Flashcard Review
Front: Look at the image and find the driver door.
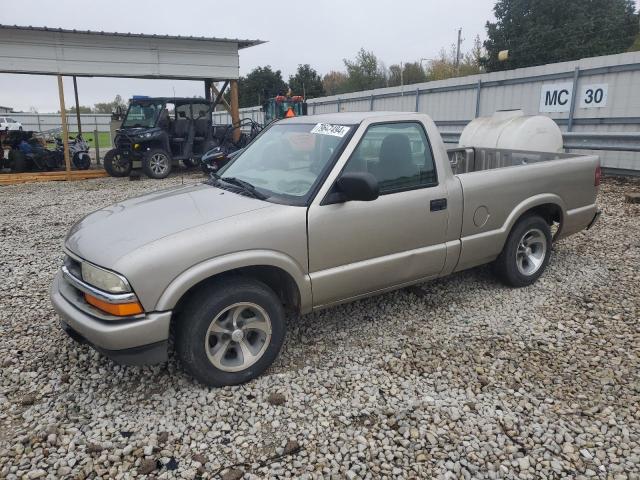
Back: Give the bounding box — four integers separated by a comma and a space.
307, 121, 449, 308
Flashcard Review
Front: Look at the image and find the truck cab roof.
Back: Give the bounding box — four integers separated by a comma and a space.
279, 111, 428, 125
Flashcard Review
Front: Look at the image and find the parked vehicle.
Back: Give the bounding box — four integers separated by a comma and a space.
0, 130, 91, 172
0, 116, 22, 131
2, 131, 58, 172
199, 119, 262, 174
200, 146, 244, 175
51, 112, 601, 387
263, 95, 307, 123
54, 134, 92, 170
103, 97, 216, 179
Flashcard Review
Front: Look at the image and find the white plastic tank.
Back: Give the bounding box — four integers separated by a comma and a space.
459, 109, 563, 152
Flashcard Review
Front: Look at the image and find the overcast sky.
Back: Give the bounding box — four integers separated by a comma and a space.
3, 0, 496, 112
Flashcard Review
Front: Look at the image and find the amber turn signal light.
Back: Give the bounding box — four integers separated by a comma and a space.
84, 293, 144, 316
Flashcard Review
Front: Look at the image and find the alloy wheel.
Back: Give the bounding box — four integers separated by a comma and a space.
204, 302, 272, 372
149, 153, 169, 175
515, 228, 547, 276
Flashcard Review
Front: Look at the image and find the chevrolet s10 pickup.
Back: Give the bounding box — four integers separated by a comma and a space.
51, 112, 601, 386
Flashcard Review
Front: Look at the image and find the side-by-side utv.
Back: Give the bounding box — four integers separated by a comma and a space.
104, 97, 216, 179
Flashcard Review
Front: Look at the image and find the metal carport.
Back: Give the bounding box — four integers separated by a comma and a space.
0, 24, 264, 179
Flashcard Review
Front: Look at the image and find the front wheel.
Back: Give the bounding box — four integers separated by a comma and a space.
72, 151, 91, 170
494, 215, 552, 287
103, 149, 131, 177
143, 148, 172, 179
176, 277, 286, 387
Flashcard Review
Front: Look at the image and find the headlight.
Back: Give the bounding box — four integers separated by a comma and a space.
81, 262, 131, 293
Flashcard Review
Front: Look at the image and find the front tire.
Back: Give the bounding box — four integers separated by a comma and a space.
103, 149, 131, 177
176, 277, 286, 387
143, 148, 172, 179
72, 151, 91, 170
494, 215, 552, 287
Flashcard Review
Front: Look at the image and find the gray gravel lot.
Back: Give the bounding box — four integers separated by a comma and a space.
0, 173, 638, 479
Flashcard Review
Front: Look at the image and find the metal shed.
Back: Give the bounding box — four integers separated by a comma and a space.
0, 24, 264, 180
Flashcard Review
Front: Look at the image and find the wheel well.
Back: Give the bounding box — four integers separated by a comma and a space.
517, 203, 563, 238
172, 265, 301, 318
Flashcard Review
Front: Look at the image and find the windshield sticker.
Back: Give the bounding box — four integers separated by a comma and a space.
310, 123, 351, 138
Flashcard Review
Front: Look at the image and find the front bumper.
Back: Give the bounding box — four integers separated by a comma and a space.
50, 272, 171, 365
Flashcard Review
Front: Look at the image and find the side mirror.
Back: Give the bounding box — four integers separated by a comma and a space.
326, 172, 379, 204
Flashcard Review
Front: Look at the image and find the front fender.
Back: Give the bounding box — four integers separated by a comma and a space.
154, 249, 313, 313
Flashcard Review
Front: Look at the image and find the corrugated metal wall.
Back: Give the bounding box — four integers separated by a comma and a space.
305, 51, 640, 171
212, 107, 264, 126
9, 113, 112, 133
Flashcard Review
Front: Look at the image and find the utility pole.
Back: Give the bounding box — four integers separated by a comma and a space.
455, 28, 462, 73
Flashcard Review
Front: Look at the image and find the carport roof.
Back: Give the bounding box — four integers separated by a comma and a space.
0, 24, 265, 49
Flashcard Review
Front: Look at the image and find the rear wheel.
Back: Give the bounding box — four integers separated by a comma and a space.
494, 215, 552, 287
143, 148, 172, 179
104, 149, 131, 177
176, 277, 286, 387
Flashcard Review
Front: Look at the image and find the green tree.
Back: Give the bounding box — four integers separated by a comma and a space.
288, 64, 324, 99
387, 61, 428, 87
67, 105, 93, 114
424, 36, 484, 81
93, 95, 127, 114
322, 71, 349, 96
343, 48, 386, 92
237, 66, 288, 108
483, 0, 638, 72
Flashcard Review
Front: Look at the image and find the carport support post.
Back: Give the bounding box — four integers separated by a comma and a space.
230, 80, 241, 143
204, 79, 212, 101
57, 75, 72, 179
73, 76, 82, 136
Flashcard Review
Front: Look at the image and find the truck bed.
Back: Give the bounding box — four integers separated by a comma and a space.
447, 146, 582, 175
446, 146, 600, 272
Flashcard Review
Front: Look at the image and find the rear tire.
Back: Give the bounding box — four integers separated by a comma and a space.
143, 148, 172, 179
104, 149, 131, 177
494, 215, 552, 287
176, 277, 286, 387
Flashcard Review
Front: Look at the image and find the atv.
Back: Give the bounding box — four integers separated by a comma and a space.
104, 97, 217, 179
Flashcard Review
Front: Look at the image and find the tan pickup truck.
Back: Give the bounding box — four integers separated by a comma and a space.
51, 112, 601, 386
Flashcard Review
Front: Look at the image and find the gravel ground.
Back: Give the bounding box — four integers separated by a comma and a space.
0, 173, 638, 480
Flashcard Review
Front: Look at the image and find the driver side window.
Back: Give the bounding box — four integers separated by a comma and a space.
343, 122, 437, 194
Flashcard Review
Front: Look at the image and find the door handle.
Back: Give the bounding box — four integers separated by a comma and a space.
430, 198, 447, 211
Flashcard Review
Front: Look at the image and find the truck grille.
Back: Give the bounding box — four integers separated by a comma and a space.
63, 255, 82, 279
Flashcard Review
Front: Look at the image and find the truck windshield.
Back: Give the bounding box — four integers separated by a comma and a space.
122, 102, 164, 128
218, 122, 354, 204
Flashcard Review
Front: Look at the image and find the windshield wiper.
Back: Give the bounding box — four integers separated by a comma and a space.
208, 173, 266, 200
221, 176, 267, 200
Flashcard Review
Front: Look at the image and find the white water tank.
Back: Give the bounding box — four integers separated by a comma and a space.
459, 110, 563, 152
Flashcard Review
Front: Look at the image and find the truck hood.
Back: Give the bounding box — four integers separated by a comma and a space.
65, 183, 271, 267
